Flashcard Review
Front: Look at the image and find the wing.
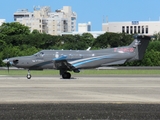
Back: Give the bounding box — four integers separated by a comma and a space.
53, 55, 80, 73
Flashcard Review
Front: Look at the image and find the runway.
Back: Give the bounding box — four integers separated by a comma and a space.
0, 75, 160, 103
0, 75, 160, 119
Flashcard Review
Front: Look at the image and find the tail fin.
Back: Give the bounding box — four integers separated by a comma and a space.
130, 35, 151, 60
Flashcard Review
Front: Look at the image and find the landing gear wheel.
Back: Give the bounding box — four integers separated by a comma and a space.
26, 74, 32, 79
62, 72, 71, 79
26, 70, 32, 79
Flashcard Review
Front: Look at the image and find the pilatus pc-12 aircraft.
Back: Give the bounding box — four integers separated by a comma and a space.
3, 35, 151, 79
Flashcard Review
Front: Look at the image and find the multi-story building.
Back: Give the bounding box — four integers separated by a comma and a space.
14, 6, 77, 35
102, 21, 160, 35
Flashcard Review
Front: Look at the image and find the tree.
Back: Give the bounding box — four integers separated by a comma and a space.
118, 33, 133, 46
0, 22, 30, 36
147, 41, 160, 52
153, 32, 160, 41
93, 32, 109, 49
32, 29, 40, 34
0, 40, 6, 51
81, 33, 95, 47
93, 32, 133, 49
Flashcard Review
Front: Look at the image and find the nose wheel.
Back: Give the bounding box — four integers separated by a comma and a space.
26, 70, 32, 79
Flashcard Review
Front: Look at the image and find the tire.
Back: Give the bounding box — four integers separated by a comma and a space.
26, 74, 32, 79
62, 72, 71, 79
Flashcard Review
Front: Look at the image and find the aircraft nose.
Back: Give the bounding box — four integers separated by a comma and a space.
3, 58, 19, 65
2, 59, 9, 64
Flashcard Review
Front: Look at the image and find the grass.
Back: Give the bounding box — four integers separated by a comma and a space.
0, 69, 160, 76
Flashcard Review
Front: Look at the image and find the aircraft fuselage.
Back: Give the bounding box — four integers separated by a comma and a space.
8, 47, 135, 70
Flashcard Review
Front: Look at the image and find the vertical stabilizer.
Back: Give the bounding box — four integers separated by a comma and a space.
130, 35, 151, 60
137, 35, 151, 60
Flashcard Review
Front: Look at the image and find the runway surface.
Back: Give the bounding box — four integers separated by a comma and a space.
0, 75, 159, 103
0, 75, 160, 119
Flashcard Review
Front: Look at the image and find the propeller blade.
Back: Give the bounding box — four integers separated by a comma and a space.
2, 59, 10, 73
7, 62, 10, 73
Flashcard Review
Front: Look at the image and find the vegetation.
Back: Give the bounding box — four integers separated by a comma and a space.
0, 69, 160, 76
0, 22, 160, 66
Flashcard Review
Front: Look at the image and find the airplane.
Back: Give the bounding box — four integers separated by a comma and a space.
3, 35, 151, 79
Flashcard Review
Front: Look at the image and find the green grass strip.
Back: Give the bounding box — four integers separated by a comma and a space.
0, 69, 160, 76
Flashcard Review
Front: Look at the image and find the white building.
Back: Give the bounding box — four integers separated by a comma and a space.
14, 6, 77, 35
78, 22, 91, 32
61, 31, 105, 38
0, 19, 5, 26
61, 22, 105, 38
102, 21, 160, 35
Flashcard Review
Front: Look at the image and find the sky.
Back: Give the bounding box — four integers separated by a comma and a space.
1, 0, 160, 31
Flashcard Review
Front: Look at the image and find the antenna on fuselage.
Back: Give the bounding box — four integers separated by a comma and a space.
86, 47, 91, 51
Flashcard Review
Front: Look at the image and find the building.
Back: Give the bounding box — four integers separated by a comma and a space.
14, 6, 77, 35
78, 22, 91, 32
102, 21, 160, 35
61, 22, 105, 38
61, 31, 105, 38
0, 19, 5, 26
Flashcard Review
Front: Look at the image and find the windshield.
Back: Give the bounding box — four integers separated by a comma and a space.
34, 52, 45, 57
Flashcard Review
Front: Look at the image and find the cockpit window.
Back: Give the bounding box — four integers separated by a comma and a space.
34, 53, 39, 57
40, 52, 44, 57
34, 52, 45, 57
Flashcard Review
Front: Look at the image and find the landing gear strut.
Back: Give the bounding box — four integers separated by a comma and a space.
62, 72, 71, 79
26, 70, 32, 79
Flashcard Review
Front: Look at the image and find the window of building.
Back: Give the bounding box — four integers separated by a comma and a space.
122, 26, 125, 33
134, 26, 137, 34
71, 17, 76, 21
142, 26, 144, 34
126, 26, 129, 34
130, 26, 133, 34
146, 25, 148, 34
138, 26, 140, 33
107, 27, 109, 32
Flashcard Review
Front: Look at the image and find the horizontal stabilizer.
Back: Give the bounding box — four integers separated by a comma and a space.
102, 59, 127, 66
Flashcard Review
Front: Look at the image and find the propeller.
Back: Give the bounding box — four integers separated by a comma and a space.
2, 58, 10, 73
6, 61, 10, 73
3, 57, 19, 74
3, 54, 11, 73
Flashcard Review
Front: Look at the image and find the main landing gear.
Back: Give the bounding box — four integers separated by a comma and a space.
60, 69, 79, 79
26, 70, 32, 79
62, 72, 71, 79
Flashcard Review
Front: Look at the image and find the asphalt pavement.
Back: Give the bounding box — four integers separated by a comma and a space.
0, 76, 159, 119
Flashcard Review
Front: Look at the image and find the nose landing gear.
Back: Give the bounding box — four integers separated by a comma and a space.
26, 70, 32, 79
